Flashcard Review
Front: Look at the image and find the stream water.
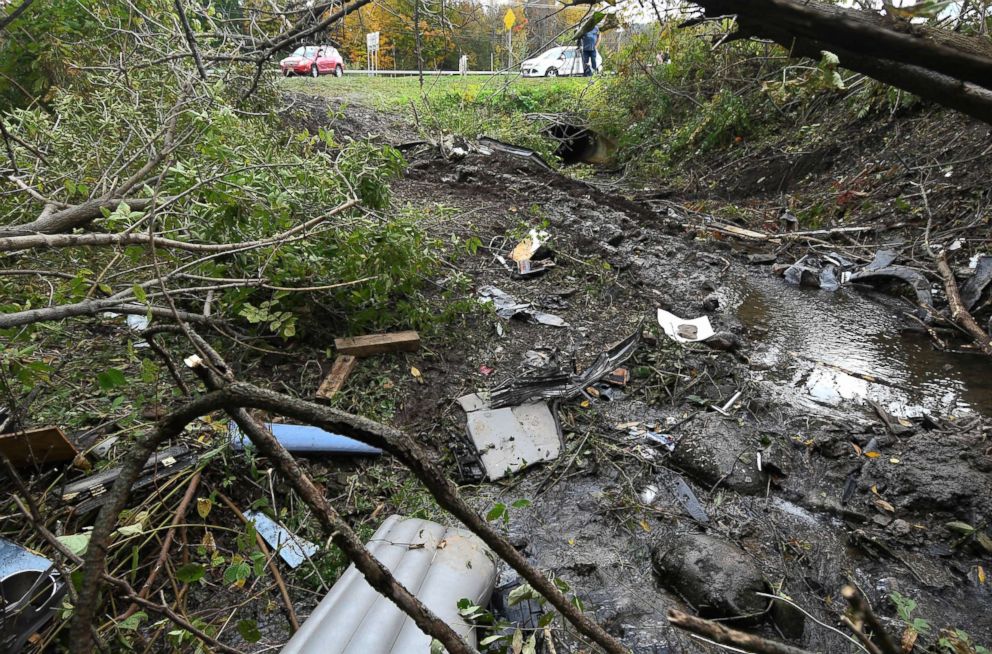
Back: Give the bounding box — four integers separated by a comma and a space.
730, 275, 992, 418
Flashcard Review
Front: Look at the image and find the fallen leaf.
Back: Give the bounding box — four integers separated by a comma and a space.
202, 531, 216, 554
196, 497, 212, 519
946, 520, 975, 535
382, 379, 394, 389
410, 367, 423, 383
117, 523, 144, 537
852, 443, 863, 456
639, 519, 651, 532
871, 484, 879, 495
978, 565, 986, 585
864, 451, 881, 459
875, 499, 895, 513
900, 626, 918, 653
57, 533, 91, 556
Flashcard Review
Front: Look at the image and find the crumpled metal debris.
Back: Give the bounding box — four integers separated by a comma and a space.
847, 265, 933, 319
1, 538, 65, 653
782, 253, 851, 291
477, 136, 553, 171
961, 254, 992, 310
489, 326, 642, 408
478, 285, 567, 327
640, 470, 709, 524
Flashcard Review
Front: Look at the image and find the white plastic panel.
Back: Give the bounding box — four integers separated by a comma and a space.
282, 515, 496, 654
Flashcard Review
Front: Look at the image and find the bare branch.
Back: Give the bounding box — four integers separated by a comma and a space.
0, 299, 211, 329
0, 0, 36, 32
173, 0, 208, 79
667, 609, 813, 654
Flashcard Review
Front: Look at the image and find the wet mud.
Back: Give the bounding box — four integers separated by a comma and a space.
391, 142, 992, 652
262, 96, 992, 654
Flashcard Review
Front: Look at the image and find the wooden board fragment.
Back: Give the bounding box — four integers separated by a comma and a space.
334, 331, 421, 358
316, 355, 358, 400
0, 426, 78, 466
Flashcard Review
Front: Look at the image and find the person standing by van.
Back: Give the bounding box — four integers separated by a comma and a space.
580, 24, 600, 76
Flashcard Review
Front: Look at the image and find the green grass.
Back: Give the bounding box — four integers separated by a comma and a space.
284, 73, 604, 161
283, 73, 597, 110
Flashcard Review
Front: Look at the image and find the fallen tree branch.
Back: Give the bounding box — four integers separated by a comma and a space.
841, 586, 901, 654
0, 197, 167, 237
116, 470, 201, 622
690, 0, 992, 124
667, 609, 812, 654
72, 391, 236, 654
935, 250, 992, 355
0, 0, 36, 32
73, 375, 630, 654
694, 0, 992, 86
0, 197, 359, 252
0, 299, 212, 329
12, 483, 244, 654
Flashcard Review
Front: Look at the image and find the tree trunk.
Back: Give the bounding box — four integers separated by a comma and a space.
693, 0, 992, 124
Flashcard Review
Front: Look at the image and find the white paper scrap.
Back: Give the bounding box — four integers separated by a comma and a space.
657, 308, 715, 343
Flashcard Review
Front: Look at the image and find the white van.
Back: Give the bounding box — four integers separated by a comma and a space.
520, 46, 601, 77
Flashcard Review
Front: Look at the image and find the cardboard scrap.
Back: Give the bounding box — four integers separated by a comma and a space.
0, 426, 78, 466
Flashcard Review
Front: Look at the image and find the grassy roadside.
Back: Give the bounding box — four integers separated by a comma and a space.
283, 73, 605, 159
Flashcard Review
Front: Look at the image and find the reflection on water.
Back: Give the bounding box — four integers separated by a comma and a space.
733, 276, 992, 417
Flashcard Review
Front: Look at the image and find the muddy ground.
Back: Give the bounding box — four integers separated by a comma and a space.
221, 95, 992, 653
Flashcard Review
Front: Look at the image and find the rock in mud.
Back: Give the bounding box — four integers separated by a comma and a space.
651, 533, 767, 620
671, 414, 766, 494
701, 292, 720, 312
703, 331, 740, 351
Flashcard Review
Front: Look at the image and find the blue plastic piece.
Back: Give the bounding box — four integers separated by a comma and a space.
245, 510, 318, 568
229, 422, 382, 455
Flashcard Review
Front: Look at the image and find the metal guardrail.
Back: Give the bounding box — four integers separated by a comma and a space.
342, 69, 514, 76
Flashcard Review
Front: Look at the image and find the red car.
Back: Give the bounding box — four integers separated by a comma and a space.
280, 46, 344, 78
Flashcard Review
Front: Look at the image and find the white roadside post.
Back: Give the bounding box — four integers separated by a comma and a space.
366, 31, 380, 76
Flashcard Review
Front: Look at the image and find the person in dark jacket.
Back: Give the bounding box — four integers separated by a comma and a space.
580, 24, 600, 76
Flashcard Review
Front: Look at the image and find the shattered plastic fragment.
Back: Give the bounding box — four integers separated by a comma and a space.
459, 394, 562, 481
245, 510, 318, 568
230, 422, 382, 455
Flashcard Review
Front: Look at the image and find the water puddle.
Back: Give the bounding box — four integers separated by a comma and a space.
731, 276, 992, 417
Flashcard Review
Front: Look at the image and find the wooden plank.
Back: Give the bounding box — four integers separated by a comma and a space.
316, 355, 358, 400
0, 426, 78, 466
334, 330, 421, 357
